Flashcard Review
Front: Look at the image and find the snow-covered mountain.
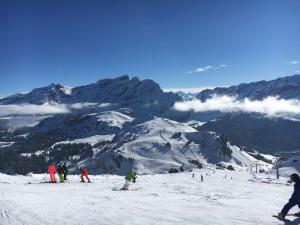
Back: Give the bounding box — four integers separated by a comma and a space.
0, 75, 180, 123
2, 74, 300, 175
196, 74, 300, 101
1, 110, 272, 175
90, 117, 251, 174
0, 75, 179, 109
0, 83, 72, 105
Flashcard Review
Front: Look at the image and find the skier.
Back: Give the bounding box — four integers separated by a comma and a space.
48, 162, 56, 183
57, 163, 64, 183
62, 163, 68, 180
277, 173, 300, 219
201, 174, 204, 182
122, 170, 137, 190
80, 167, 91, 183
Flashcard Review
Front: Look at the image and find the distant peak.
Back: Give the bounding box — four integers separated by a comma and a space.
60, 86, 72, 95
48, 83, 63, 88
96, 75, 130, 84
116, 74, 130, 80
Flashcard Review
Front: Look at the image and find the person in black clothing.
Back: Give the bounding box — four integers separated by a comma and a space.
62, 163, 68, 181
57, 164, 64, 183
278, 173, 300, 219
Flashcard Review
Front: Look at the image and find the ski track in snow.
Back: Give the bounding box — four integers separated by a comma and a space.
0, 169, 297, 225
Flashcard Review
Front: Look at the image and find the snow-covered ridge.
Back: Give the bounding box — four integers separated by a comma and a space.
51, 134, 115, 148
140, 117, 196, 133
97, 111, 134, 128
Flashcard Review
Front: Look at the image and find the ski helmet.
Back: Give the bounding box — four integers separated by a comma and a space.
290, 173, 300, 182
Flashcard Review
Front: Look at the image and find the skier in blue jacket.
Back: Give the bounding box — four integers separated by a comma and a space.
278, 173, 300, 219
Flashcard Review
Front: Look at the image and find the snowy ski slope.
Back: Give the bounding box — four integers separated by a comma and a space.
0, 169, 296, 225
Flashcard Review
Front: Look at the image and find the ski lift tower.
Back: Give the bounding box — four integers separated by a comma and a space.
274, 150, 300, 179
249, 160, 259, 173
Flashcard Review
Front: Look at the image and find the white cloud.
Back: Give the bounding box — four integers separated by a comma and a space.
163, 87, 216, 94
286, 60, 300, 65
70, 103, 99, 109
70, 102, 111, 109
193, 66, 211, 73
0, 102, 112, 117
173, 95, 300, 117
195, 66, 210, 73
188, 64, 228, 73
0, 104, 70, 117
195, 68, 206, 72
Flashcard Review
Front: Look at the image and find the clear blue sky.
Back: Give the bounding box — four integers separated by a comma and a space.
0, 0, 300, 95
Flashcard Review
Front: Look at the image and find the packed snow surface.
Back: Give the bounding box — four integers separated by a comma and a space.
0, 169, 297, 225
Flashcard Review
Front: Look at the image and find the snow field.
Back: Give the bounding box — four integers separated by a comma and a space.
0, 169, 297, 225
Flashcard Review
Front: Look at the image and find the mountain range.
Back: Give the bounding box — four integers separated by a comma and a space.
196, 74, 300, 101
0, 74, 300, 175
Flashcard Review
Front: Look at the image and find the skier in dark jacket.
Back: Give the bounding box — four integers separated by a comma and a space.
62, 163, 68, 181
57, 164, 64, 183
278, 173, 300, 219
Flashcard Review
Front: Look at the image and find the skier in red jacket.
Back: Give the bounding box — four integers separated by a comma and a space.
80, 167, 91, 183
48, 162, 57, 183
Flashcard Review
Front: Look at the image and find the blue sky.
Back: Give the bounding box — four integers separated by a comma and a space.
0, 0, 300, 96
